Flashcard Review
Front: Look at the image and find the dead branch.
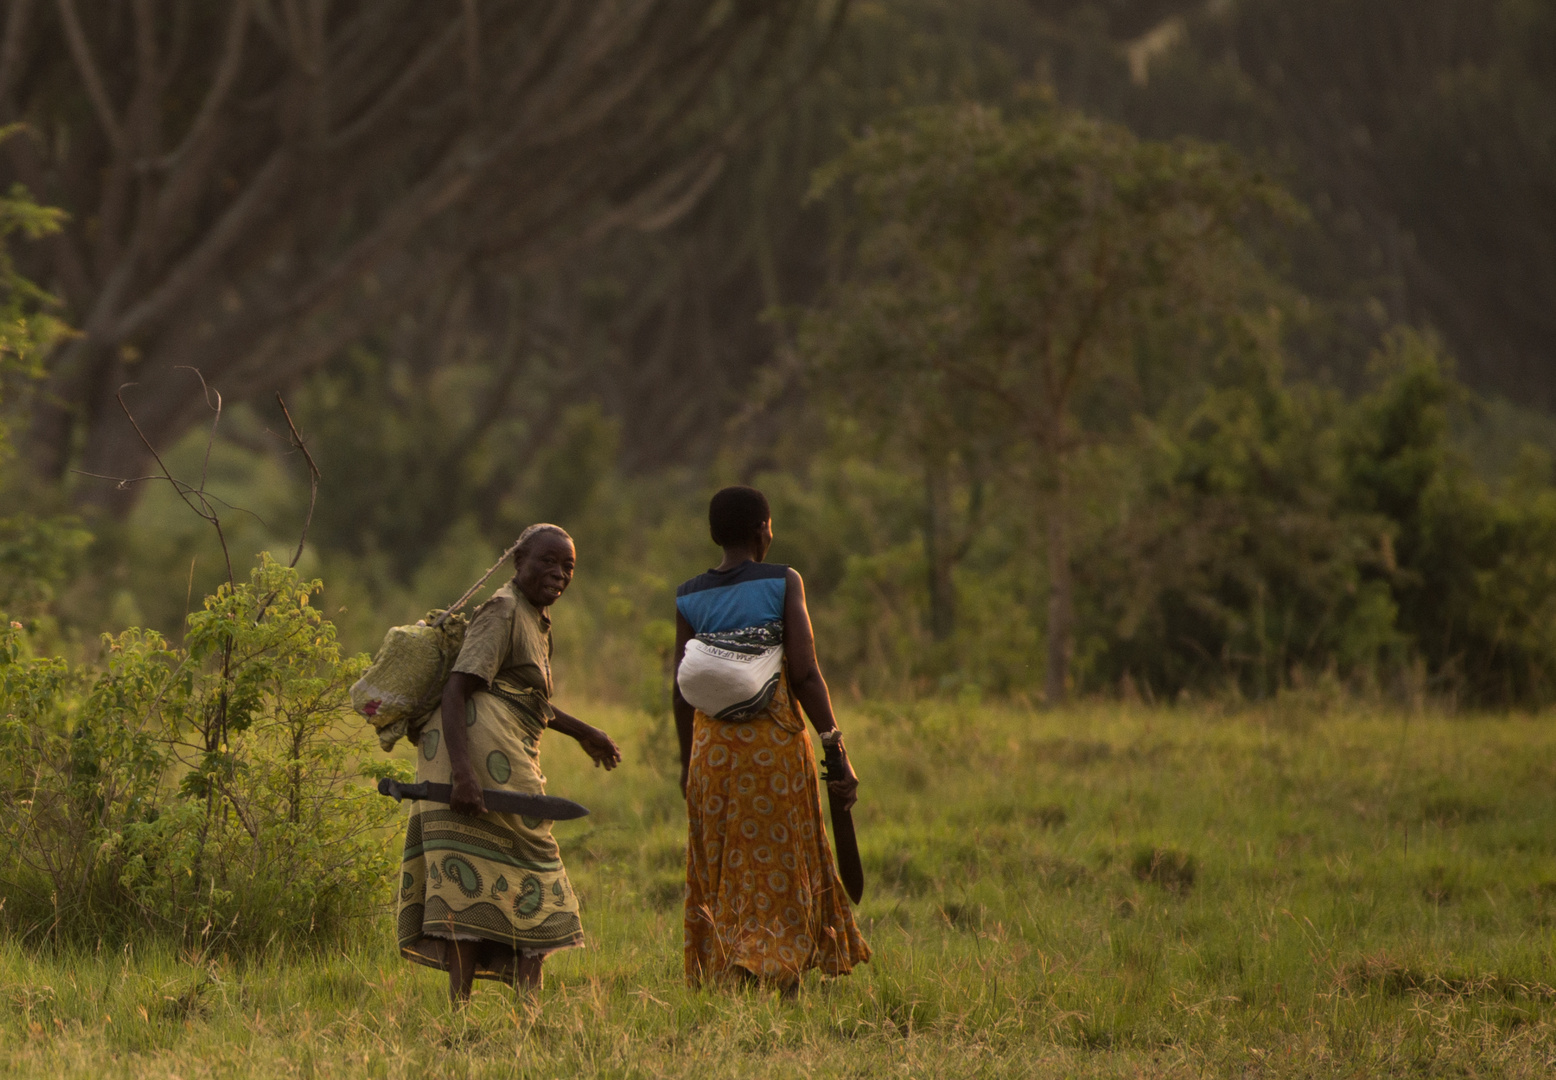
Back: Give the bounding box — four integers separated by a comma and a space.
0, 0, 37, 104
434, 537, 526, 628
113, 375, 235, 586
273, 392, 320, 569
158, 0, 252, 171
53, 0, 123, 149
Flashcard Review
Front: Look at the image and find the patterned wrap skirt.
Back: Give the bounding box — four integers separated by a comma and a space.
684, 670, 871, 984
397, 689, 583, 984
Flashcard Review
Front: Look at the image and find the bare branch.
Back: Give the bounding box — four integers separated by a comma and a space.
435, 536, 526, 627
158, 0, 252, 171
324, 22, 460, 150
115, 379, 236, 586
305, 0, 328, 144
0, 0, 37, 105
73, 465, 270, 525
111, 151, 292, 342
274, 147, 481, 322
274, 392, 320, 569
176, 365, 223, 492
461, 0, 481, 116
54, 0, 124, 149
69, 469, 166, 489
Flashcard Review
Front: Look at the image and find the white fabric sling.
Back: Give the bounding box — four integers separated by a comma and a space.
677, 621, 784, 721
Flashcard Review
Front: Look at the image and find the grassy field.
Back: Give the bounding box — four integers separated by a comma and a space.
5, 698, 1556, 1078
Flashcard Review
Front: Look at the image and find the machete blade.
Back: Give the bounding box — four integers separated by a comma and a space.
377, 777, 590, 820
822, 738, 865, 905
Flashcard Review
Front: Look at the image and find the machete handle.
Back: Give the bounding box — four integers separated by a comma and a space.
819, 732, 865, 904
378, 778, 430, 801
821, 732, 849, 782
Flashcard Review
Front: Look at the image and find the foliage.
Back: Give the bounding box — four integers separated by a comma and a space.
803, 101, 1298, 699
0, 133, 88, 635
1076, 330, 1556, 705
5, 700, 1556, 1076
0, 142, 68, 401
9, 3, 1553, 716
0, 556, 396, 948
0, 511, 93, 634
1341, 331, 1556, 705
1079, 349, 1400, 698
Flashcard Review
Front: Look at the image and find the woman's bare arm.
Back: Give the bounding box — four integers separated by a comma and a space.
783, 568, 858, 808
549, 704, 622, 769
673, 611, 696, 797
441, 671, 487, 815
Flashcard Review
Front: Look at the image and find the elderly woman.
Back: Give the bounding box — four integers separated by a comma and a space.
673, 486, 871, 989
398, 524, 621, 1001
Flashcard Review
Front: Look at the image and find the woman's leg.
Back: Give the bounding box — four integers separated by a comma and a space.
516, 953, 544, 992
448, 940, 479, 1004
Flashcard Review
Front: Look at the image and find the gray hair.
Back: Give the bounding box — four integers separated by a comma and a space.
513, 523, 573, 565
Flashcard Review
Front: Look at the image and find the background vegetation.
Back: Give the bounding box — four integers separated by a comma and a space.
1, 3, 1555, 1074
3, 0, 1552, 714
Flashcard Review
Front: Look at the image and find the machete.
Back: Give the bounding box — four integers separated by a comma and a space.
377, 777, 590, 820
821, 735, 865, 905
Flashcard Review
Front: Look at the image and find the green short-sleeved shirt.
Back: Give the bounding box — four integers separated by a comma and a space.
451, 581, 553, 700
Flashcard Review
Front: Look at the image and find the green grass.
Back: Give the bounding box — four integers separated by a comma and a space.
5, 699, 1556, 1077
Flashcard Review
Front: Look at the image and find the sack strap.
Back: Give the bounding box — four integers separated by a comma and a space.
432, 537, 526, 628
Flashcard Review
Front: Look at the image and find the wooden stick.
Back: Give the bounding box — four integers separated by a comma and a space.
432, 538, 524, 627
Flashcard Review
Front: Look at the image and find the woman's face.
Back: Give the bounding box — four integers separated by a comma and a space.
515, 533, 576, 609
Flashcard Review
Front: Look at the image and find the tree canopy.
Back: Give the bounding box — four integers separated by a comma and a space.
804, 102, 1295, 700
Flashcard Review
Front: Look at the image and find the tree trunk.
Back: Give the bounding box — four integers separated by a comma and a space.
924, 455, 956, 642
1044, 459, 1073, 706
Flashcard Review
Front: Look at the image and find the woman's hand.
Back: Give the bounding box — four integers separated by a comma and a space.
827, 773, 859, 811
549, 706, 622, 770
822, 731, 859, 811
679, 762, 690, 800
576, 725, 622, 770
450, 762, 487, 815
442, 672, 487, 815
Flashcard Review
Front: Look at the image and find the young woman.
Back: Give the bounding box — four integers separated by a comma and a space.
673, 487, 871, 989
397, 523, 621, 1002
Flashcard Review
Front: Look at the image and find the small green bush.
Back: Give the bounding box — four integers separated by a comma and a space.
0, 556, 397, 949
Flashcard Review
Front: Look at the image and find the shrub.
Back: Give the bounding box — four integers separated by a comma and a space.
0, 556, 400, 949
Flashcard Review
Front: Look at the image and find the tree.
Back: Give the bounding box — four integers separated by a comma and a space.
810, 102, 1293, 702
0, 131, 89, 625
0, 125, 67, 422
799, 207, 997, 648
1339, 331, 1556, 706
1078, 348, 1400, 701
0, 0, 841, 510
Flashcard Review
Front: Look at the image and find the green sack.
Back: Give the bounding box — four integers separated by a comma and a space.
351, 610, 468, 752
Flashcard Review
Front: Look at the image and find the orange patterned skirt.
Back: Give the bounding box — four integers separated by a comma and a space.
683, 670, 870, 985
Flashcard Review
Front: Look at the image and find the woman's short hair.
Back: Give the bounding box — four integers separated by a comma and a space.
513, 523, 573, 566
708, 486, 770, 547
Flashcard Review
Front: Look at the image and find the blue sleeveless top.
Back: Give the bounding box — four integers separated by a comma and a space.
676, 561, 789, 636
